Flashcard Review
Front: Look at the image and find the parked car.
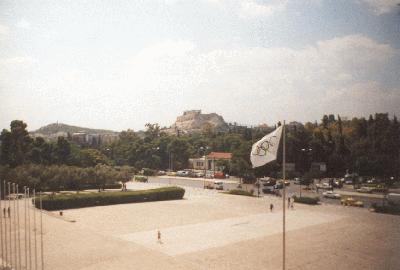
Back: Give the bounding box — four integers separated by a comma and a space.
357, 187, 373, 193
204, 183, 214, 189
205, 171, 214, 178
316, 183, 332, 190
341, 197, 364, 207
157, 170, 166, 176
195, 171, 204, 178
214, 171, 226, 179
387, 193, 400, 205
177, 170, 190, 177
294, 178, 301, 185
322, 191, 341, 199
260, 178, 276, 186
242, 173, 256, 183
274, 182, 284, 189
262, 186, 275, 193
332, 179, 343, 188
166, 171, 176, 176
214, 180, 224, 190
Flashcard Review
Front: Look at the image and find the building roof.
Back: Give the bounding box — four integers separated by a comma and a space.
206, 152, 232, 160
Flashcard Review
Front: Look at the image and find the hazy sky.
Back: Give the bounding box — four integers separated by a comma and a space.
1, 0, 399, 131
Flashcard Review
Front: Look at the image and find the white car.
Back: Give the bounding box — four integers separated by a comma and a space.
357, 187, 372, 193
214, 180, 224, 190
322, 191, 341, 199
176, 170, 190, 177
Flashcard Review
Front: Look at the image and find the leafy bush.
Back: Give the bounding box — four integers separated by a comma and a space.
142, 168, 156, 176
293, 195, 320, 205
225, 189, 254, 197
135, 175, 148, 182
3, 164, 125, 192
36, 186, 185, 210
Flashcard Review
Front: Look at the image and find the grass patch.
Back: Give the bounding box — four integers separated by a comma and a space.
293, 195, 320, 205
36, 186, 185, 210
224, 189, 254, 197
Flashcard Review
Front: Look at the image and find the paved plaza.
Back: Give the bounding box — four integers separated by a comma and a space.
2, 181, 400, 269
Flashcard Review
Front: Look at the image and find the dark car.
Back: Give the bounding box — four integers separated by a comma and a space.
242, 173, 256, 183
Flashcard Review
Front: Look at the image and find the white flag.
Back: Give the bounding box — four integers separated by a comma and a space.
250, 125, 283, 168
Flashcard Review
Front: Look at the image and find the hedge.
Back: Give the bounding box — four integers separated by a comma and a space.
135, 175, 148, 182
293, 195, 320, 205
35, 186, 185, 210
225, 189, 254, 197
372, 203, 400, 215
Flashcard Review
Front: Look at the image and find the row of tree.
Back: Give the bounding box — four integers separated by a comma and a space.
1, 113, 399, 181
0, 164, 135, 193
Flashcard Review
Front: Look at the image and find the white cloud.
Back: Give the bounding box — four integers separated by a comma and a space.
165, 0, 288, 18
0, 56, 36, 68
2, 35, 397, 130
359, 0, 400, 15
0, 24, 9, 40
239, 0, 288, 18
16, 18, 31, 29
123, 34, 398, 124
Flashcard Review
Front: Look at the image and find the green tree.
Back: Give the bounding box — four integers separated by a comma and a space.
0, 120, 33, 167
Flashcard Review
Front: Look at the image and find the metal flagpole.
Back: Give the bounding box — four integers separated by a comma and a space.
0, 179, 3, 269
17, 184, 22, 270
40, 192, 44, 270
4, 180, 8, 269
8, 182, 12, 268
24, 187, 28, 270
33, 189, 38, 270
28, 187, 32, 270
13, 183, 18, 269
282, 121, 286, 270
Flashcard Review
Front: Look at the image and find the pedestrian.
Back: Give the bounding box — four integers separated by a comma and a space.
7, 206, 10, 218
157, 230, 162, 244
3, 207, 5, 218
288, 197, 291, 209
270, 203, 273, 212
291, 201, 294, 210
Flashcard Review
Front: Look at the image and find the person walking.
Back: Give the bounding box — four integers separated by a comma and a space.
7, 206, 10, 218
270, 203, 274, 212
157, 230, 162, 244
288, 197, 291, 209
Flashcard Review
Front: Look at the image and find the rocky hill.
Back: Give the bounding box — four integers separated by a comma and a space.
166, 110, 229, 134
32, 123, 118, 136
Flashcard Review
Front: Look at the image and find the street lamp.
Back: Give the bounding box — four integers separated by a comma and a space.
199, 146, 210, 188
300, 148, 313, 197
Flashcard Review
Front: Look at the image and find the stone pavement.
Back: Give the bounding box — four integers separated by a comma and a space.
1, 181, 399, 269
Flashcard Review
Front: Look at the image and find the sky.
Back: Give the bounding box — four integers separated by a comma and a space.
0, 0, 399, 132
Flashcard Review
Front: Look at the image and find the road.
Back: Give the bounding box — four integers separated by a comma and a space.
148, 176, 241, 191
148, 176, 387, 208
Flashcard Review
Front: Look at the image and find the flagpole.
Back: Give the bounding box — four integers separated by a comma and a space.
40, 191, 44, 270
13, 183, 18, 269
4, 180, 8, 268
34, 189, 38, 270
24, 187, 28, 270
0, 179, 3, 269
282, 120, 286, 270
17, 184, 22, 270
8, 182, 12, 268
28, 187, 32, 270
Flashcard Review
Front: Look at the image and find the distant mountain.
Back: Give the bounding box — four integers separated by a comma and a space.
32, 123, 118, 136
